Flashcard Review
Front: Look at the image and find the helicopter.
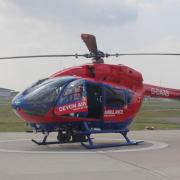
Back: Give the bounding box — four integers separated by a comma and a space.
1, 34, 180, 149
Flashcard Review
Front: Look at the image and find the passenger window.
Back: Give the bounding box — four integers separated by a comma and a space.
126, 90, 133, 104
105, 87, 126, 107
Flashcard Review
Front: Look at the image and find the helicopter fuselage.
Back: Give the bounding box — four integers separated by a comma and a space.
12, 63, 144, 132
12, 62, 180, 134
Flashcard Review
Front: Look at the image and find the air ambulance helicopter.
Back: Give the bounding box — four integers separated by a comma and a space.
1, 34, 180, 149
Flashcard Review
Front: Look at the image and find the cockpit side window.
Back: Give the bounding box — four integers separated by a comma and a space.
59, 80, 84, 105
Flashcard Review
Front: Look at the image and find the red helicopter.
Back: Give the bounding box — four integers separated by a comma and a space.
1, 34, 180, 149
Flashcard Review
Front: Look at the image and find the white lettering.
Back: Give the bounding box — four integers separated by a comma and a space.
58, 100, 87, 112
151, 88, 169, 97
104, 109, 124, 115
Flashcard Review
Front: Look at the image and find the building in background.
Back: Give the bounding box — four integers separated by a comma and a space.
0, 88, 18, 100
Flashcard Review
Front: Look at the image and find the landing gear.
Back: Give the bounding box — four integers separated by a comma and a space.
80, 122, 143, 149
72, 134, 87, 142
32, 132, 60, 145
32, 129, 87, 145
31, 122, 143, 149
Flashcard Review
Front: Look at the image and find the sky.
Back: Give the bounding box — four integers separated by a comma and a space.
0, 0, 180, 91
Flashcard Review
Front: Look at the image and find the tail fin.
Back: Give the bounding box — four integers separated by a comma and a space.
144, 84, 180, 100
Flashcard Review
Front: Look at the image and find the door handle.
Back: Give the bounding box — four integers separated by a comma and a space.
99, 96, 103, 103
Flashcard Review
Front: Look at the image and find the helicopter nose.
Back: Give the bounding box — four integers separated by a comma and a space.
11, 95, 23, 110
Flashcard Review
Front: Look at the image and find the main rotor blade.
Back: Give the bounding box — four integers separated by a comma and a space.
1, 53, 180, 61
0, 54, 87, 60
81, 34, 98, 53
108, 53, 180, 57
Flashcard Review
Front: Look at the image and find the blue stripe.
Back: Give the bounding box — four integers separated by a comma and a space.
30, 118, 134, 132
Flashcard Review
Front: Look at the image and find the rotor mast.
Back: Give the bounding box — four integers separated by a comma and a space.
81, 34, 104, 63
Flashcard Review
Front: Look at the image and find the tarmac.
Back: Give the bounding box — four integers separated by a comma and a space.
0, 130, 179, 180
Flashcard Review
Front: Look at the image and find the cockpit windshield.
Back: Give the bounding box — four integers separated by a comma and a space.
24, 76, 76, 105
20, 76, 76, 116
23, 78, 48, 95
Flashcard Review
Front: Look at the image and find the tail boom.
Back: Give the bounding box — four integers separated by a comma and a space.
144, 84, 180, 100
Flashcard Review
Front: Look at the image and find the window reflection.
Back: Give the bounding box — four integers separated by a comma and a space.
25, 76, 76, 104
60, 81, 84, 104
105, 87, 132, 107
22, 76, 76, 116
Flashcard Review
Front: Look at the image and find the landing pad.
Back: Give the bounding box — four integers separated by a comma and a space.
0, 136, 167, 154
0, 130, 179, 180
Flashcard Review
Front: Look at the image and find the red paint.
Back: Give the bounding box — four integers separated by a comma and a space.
144, 84, 180, 99
15, 63, 180, 125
